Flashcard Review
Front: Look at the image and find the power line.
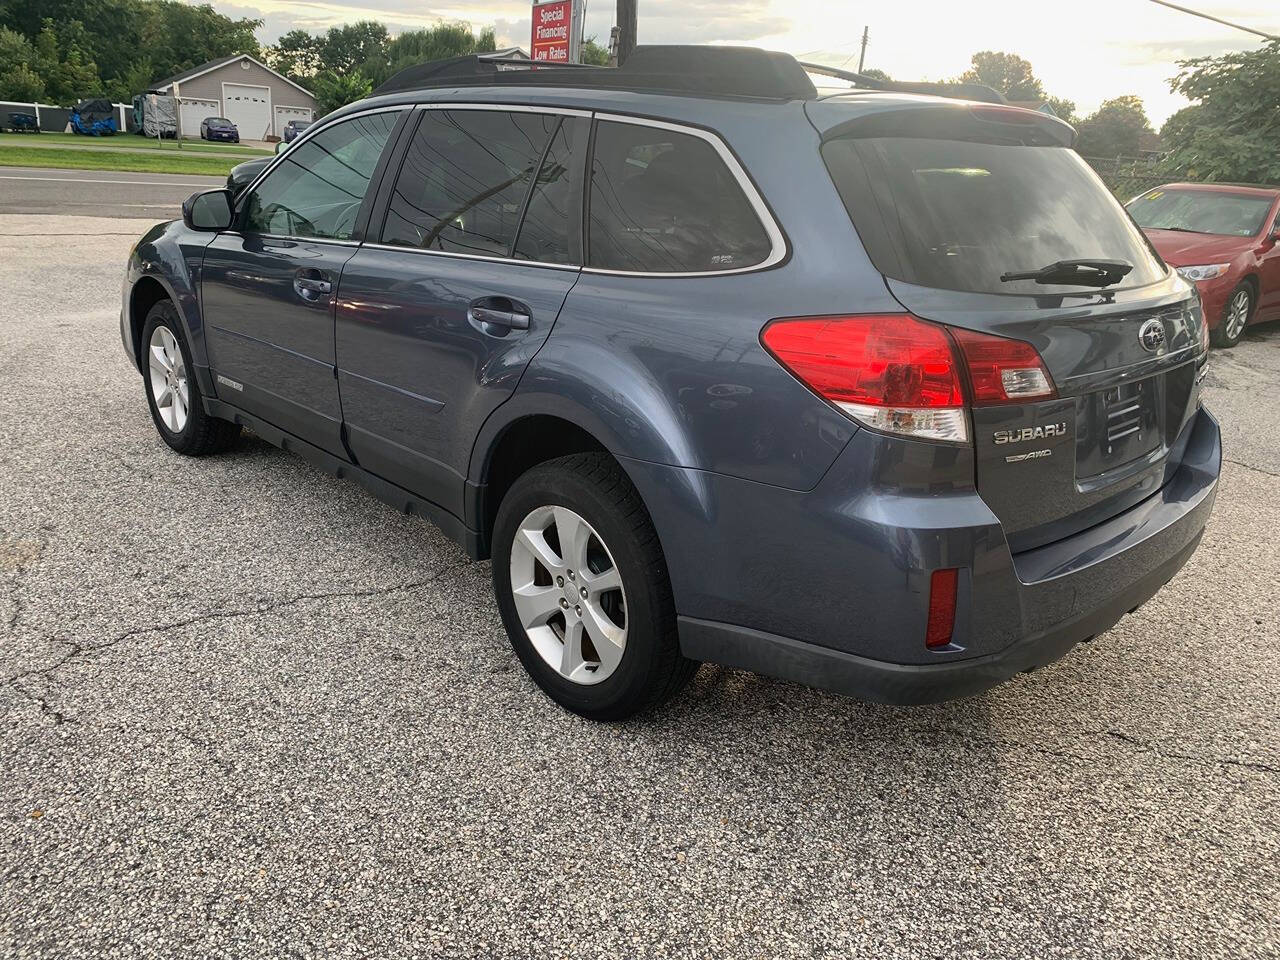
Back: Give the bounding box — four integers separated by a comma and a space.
1147, 1, 1279, 41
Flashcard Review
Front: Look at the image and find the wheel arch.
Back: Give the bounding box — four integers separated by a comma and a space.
128, 275, 175, 369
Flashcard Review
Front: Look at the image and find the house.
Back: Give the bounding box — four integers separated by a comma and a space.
149, 54, 317, 141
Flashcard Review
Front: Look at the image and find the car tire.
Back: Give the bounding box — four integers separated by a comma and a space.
492, 452, 698, 720
1212, 283, 1254, 348
141, 301, 241, 456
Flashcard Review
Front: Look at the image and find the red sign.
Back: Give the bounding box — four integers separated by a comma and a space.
531, 0, 573, 63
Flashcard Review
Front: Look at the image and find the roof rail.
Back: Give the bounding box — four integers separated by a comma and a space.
374, 45, 818, 100
799, 61, 1008, 105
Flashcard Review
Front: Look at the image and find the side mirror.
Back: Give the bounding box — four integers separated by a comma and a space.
182, 189, 234, 231
274, 140, 288, 155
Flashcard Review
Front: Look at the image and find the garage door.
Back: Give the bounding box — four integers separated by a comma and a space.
274, 104, 312, 132
178, 98, 219, 138
222, 83, 272, 140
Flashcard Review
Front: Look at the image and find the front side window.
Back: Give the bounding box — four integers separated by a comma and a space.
381, 109, 566, 258
242, 111, 400, 240
1127, 188, 1275, 238
586, 120, 773, 273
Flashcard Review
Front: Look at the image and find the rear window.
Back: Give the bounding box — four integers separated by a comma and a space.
822, 137, 1167, 295
1127, 188, 1274, 238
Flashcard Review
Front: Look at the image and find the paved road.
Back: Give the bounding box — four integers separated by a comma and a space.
1, 215, 1278, 959
0, 167, 225, 219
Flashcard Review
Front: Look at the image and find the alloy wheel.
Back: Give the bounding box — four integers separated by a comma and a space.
148, 325, 189, 433
509, 505, 628, 685
1225, 289, 1251, 341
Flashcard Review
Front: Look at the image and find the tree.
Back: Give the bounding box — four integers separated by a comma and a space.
319, 21, 389, 76
1157, 39, 1280, 184
958, 50, 1043, 100
580, 36, 609, 66
265, 29, 322, 82
312, 70, 372, 116
1076, 95, 1154, 159
371, 23, 495, 87
0, 62, 44, 101
860, 67, 891, 82
1, 0, 261, 105
1042, 95, 1077, 126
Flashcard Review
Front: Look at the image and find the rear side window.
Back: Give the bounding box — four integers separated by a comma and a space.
822, 137, 1167, 294
587, 120, 773, 273
382, 109, 561, 257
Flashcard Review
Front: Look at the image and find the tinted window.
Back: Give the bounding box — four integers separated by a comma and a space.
822, 137, 1167, 295
1127, 188, 1274, 238
382, 109, 560, 257
513, 118, 583, 264
243, 111, 399, 240
587, 120, 772, 273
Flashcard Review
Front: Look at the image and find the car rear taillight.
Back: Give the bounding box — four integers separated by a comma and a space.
761, 314, 1056, 443
760, 314, 968, 443
949, 327, 1056, 405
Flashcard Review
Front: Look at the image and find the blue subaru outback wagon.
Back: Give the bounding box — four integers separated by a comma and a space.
120, 47, 1220, 719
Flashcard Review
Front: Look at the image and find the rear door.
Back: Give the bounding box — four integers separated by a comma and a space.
816, 104, 1204, 551
201, 109, 404, 455
334, 107, 587, 515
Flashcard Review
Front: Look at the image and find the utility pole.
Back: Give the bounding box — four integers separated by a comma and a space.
857, 26, 869, 74
616, 0, 637, 66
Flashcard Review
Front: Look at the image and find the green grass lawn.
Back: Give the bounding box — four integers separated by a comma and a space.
0, 146, 241, 177
20, 131, 271, 156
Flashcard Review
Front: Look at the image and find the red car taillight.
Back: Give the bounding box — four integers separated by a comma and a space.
760, 313, 1055, 443
949, 327, 1056, 406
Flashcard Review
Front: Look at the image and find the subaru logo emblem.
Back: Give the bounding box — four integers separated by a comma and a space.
1138, 318, 1166, 353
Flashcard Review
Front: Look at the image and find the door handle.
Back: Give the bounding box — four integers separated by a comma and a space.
468, 297, 531, 336
294, 270, 332, 302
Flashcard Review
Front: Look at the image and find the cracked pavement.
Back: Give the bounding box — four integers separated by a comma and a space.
1, 214, 1278, 959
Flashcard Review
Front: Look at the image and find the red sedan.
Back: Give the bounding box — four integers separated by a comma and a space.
1127, 182, 1280, 347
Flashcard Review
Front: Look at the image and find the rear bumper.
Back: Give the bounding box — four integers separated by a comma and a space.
645, 405, 1219, 704
680, 524, 1204, 704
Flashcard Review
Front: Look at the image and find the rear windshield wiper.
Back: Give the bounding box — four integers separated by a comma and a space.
1000, 258, 1134, 288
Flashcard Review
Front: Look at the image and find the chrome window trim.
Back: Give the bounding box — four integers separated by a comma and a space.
581, 112, 788, 278
235, 101, 788, 278
360, 241, 582, 273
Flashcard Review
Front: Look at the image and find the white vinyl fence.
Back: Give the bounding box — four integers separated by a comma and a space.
0, 100, 133, 133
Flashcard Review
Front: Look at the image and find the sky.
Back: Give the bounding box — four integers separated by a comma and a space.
205, 0, 1280, 125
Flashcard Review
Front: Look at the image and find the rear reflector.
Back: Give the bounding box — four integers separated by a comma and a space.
760, 314, 968, 443
926, 568, 959, 649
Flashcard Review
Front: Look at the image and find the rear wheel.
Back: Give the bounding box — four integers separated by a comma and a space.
1213, 283, 1254, 348
492, 453, 697, 720
141, 301, 240, 456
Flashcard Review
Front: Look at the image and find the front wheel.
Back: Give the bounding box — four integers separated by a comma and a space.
492, 453, 697, 720
141, 301, 241, 455
1213, 283, 1254, 348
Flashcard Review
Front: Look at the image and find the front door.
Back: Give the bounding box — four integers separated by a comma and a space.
335, 108, 587, 515
202, 109, 403, 455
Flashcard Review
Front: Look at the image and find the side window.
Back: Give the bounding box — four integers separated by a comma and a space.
587, 120, 773, 273
242, 111, 400, 240
381, 109, 563, 258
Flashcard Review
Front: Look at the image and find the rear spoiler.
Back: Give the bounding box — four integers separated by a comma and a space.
798, 62, 1008, 105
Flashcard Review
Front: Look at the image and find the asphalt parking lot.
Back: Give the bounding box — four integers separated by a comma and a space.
1, 213, 1278, 959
